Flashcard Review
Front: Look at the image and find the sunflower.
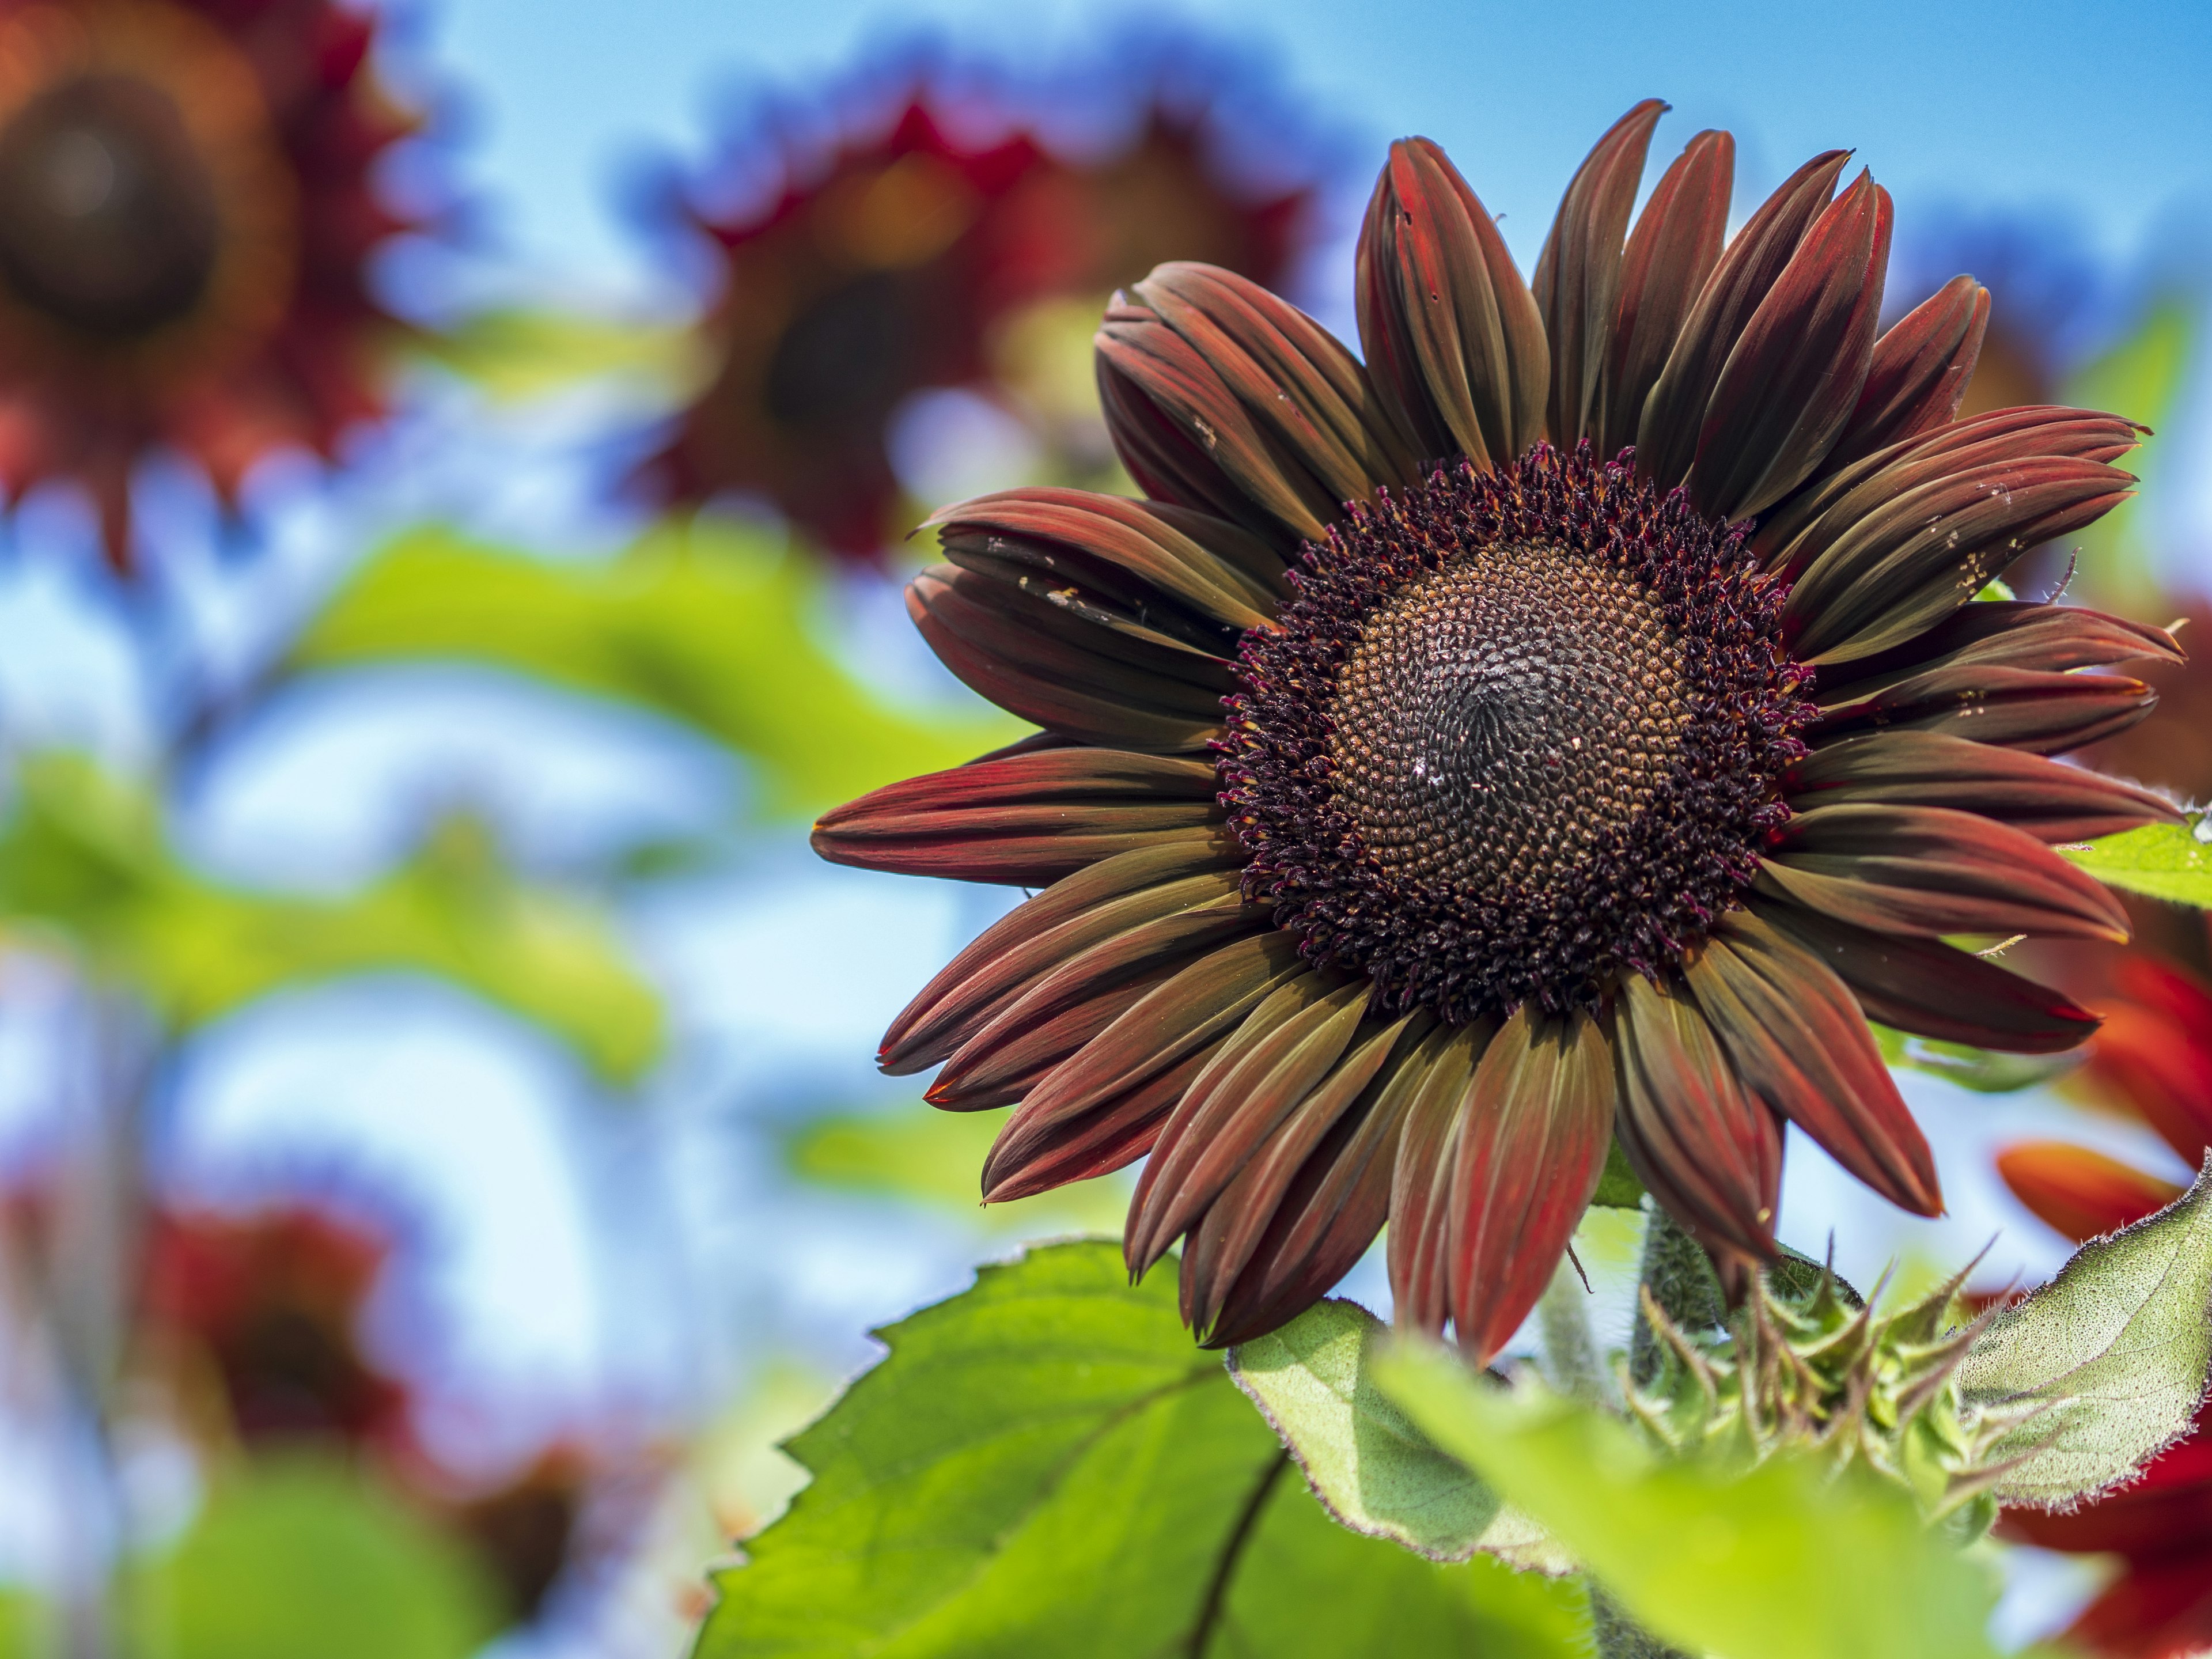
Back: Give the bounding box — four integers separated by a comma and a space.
815, 102, 2179, 1361
640, 72, 1321, 562
0, 0, 426, 575
140, 1202, 408, 1446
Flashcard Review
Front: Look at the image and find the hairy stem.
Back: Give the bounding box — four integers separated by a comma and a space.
1590, 1585, 1698, 1659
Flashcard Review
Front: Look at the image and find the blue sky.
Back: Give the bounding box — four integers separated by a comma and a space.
431, 0, 2212, 297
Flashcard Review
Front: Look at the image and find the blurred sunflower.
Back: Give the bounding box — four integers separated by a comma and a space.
815, 101, 2175, 1361
638, 66, 1322, 562
139, 1200, 408, 1447
0, 0, 427, 574
1993, 948, 2212, 1658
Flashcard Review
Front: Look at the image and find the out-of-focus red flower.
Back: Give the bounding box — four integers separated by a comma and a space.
0, 0, 429, 574
1994, 797, 2212, 1654
637, 67, 1322, 563
139, 1202, 408, 1448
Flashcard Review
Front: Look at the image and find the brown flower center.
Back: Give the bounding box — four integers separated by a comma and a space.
1330, 542, 1692, 897
1222, 444, 1810, 1022
0, 73, 219, 338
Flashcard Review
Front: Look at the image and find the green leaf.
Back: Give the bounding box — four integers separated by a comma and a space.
1230, 1299, 1571, 1570
1870, 1022, 2081, 1093
289, 522, 1022, 820
0, 757, 661, 1081
411, 306, 700, 404
1957, 1153, 2212, 1508
126, 1459, 504, 1659
1592, 1138, 1647, 1207
783, 1101, 1131, 1235
2059, 817, 2212, 908
692, 1240, 1583, 1659
1374, 1342, 2010, 1659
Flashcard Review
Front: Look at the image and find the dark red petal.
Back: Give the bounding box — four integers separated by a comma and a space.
1755, 900, 2100, 1055
1825, 275, 1990, 468
1815, 597, 2181, 691
1758, 406, 2145, 580
2066, 1556, 2212, 1655
1810, 663, 2161, 757
1006, 930, 1306, 1130
1533, 100, 1666, 449
926, 487, 1287, 630
1612, 972, 1783, 1260
1183, 1014, 1422, 1343
1355, 137, 1548, 470
982, 1044, 1215, 1203
2088, 989, 2212, 1166
1446, 1007, 1616, 1365
1688, 171, 1892, 522
884, 858, 1245, 1074
1386, 1023, 1490, 1336
1692, 908, 1942, 1217
908, 565, 1232, 752
1787, 729, 2180, 842
1097, 266, 1414, 550
1635, 149, 1851, 491
1127, 976, 1372, 1276
929, 896, 1268, 1109
1782, 461, 2138, 666
1995, 1142, 2180, 1245
1758, 802, 2133, 943
1599, 128, 1733, 460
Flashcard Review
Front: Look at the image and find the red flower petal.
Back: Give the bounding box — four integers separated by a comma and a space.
1445, 1006, 1616, 1365
1789, 729, 2179, 843
1355, 137, 1548, 471
1996, 1141, 2181, 1245
1533, 100, 1666, 449
1826, 274, 1990, 467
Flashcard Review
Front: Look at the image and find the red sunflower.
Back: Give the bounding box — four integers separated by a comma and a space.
638, 70, 1321, 563
0, 0, 426, 575
139, 1201, 408, 1447
814, 102, 2177, 1361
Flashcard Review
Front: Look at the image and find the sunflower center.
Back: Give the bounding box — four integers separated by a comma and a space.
0, 73, 220, 338
1330, 543, 1691, 895
1222, 444, 1810, 1023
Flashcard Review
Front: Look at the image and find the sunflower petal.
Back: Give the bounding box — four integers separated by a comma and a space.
1826, 275, 1990, 467
1783, 461, 2138, 666
929, 896, 1268, 1108
1183, 1014, 1422, 1343
927, 487, 1287, 630
1599, 128, 1734, 460
1755, 900, 2100, 1055
1005, 930, 1306, 1130
1789, 729, 2179, 842
908, 565, 1232, 752
982, 1046, 1215, 1204
1692, 908, 1942, 1216
1996, 1142, 2181, 1245
812, 746, 1227, 884
1758, 802, 2132, 942
1533, 99, 1666, 449
2088, 981, 2212, 1166
1635, 149, 1851, 491
1612, 972, 1783, 1260
1098, 265, 1415, 549
1688, 170, 1892, 521
1355, 137, 1548, 470
1811, 663, 2160, 756
1386, 1024, 1489, 1335
1128, 976, 1372, 1277
1446, 1006, 1616, 1365
883, 863, 1247, 1075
